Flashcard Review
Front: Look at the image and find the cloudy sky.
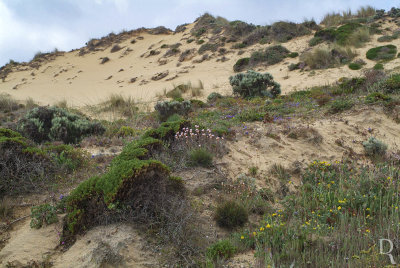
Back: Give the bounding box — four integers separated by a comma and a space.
0, 0, 396, 66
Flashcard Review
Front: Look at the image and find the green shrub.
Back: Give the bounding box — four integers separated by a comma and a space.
329, 98, 354, 113
154, 100, 191, 121
373, 63, 384, 70
196, 39, 205, 45
270, 21, 310, 42
207, 92, 223, 102
288, 52, 299, 58
116, 126, 137, 137
335, 23, 362, 45
384, 74, 400, 93
188, 148, 213, 167
215, 200, 248, 229
288, 62, 303, 71
229, 70, 281, 98
314, 28, 337, 42
363, 137, 387, 157
30, 203, 58, 229
18, 106, 105, 144
366, 45, 397, 61
347, 27, 370, 47
166, 114, 183, 122
377, 35, 397, 42
250, 45, 290, 66
233, 57, 250, 72
206, 239, 236, 262
365, 92, 391, 103
309, 37, 324, 47
198, 43, 219, 54
348, 62, 362, 70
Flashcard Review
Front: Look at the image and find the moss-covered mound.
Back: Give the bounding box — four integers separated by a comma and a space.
61, 120, 187, 245
366, 45, 397, 61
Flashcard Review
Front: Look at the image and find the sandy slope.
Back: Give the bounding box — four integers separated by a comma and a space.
1, 20, 400, 108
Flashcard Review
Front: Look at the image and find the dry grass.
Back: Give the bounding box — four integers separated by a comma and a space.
301, 46, 356, 69
357, 5, 376, 18
99, 93, 138, 117
0, 197, 13, 220
0, 93, 19, 112
347, 27, 370, 47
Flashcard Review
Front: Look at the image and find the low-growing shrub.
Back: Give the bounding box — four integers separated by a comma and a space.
207, 92, 223, 102
229, 70, 281, 98
373, 63, 384, 70
18, 106, 105, 144
384, 74, 400, 93
188, 148, 213, 167
198, 43, 219, 54
206, 239, 236, 262
0, 93, 20, 112
329, 98, 354, 113
250, 45, 290, 66
377, 35, 397, 42
30, 203, 58, 229
154, 100, 191, 121
215, 200, 248, 229
233, 57, 250, 72
365, 92, 391, 103
309, 36, 324, 47
363, 137, 387, 157
288, 52, 299, 58
366, 45, 397, 61
302, 46, 356, 69
348, 62, 362, 70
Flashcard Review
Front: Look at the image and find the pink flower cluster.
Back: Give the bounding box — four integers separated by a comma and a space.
173, 125, 226, 155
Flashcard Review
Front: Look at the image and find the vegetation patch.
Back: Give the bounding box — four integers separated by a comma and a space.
366, 45, 397, 61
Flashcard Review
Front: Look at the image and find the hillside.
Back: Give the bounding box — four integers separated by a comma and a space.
1, 7, 400, 268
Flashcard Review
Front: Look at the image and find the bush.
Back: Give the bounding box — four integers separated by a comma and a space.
233, 57, 250, 72
207, 92, 223, 102
347, 27, 370, 47
215, 200, 248, 229
348, 62, 362, 70
335, 23, 362, 46
30, 203, 58, 229
250, 45, 290, 66
270, 21, 310, 42
363, 137, 387, 157
329, 98, 354, 113
384, 74, 400, 93
154, 100, 191, 121
366, 45, 397, 61
198, 43, 219, 54
309, 36, 324, 47
288, 52, 299, 58
188, 148, 213, 167
229, 70, 281, 98
206, 240, 236, 262
365, 92, 391, 103
373, 63, 384, 70
377, 35, 397, 42
0, 93, 20, 112
18, 106, 105, 144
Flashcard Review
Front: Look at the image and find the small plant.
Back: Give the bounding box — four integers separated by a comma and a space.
110, 44, 122, 53
309, 36, 324, 46
384, 74, 400, 93
229, 70, 281, 98
365, 92, 391, 103
348, 62, 362, 70
363, 137, 388, 157
233, 57, 250, 72
373, 63, 384, 70
207, 92, 223, 102
249, 166, 258, 176
198, 43, 219, 54
366, 45, 397, 61
188, 148, 213, 167
100, 57, 110, 64
30, 203, 58, 229
206, 239, 236, 262
154, 100, 191, 121
329, 98, 354, 113
288, 52, 299, 58
215, 200, 248, 229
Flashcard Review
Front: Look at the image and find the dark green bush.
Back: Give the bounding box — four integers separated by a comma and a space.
329, 98, 354, 113
188, 148, 213, 167
230, 70, 281, 98
309, 37, 324, 47
18, 106, 105, 144
373, 63, 384, 70
377, 35, 397, 42
366, 45, 397, 61
348, 62, 362, 70
335, 23, 362, 45
215, 200, 248, 229
198, 43, 219, 54
233, 57, 250, 72
206, 239, 236, 262
270, 21, 310, 42
314, 28, 337, 42
288, 52, 299, 58
154, 100, 191, 121
250, 45, 290, 65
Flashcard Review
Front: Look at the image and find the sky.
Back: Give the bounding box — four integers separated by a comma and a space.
0, 0, 397, 66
